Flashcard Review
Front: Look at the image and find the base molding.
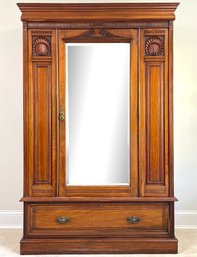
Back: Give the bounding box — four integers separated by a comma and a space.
20, 237, 178, 254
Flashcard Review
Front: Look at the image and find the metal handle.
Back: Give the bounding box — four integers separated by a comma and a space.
56, 216, 70, 224
58, 111, 65, 121
127, 216, 140, 224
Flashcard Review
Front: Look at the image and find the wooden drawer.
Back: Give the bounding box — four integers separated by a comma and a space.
27, 203, 169, 238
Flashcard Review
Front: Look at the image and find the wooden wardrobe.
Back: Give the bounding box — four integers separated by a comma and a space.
18, 3, 179, 254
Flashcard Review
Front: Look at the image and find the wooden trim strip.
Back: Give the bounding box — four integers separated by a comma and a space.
20, 237, 178, 254
20, 196, 178, 202
17, 3, 179, 22
27, 21, 170, 30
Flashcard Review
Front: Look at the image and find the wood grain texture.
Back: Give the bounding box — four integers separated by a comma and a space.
58, 29, 138, 197
20, 237, 178, 254
27, 203, 169, 238
33, 63, 51, 184
27, 30, 57, 197
27, 21, 170, 30
169, 21, 175, 197
23, 22, 28, 197
139, 29, 169, 197
18, 2, 179, 255
21, 196, 178, 202
146, 62, 164, 184
17, 3, 179, 22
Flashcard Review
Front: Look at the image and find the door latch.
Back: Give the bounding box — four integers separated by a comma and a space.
58, 111, 65, 121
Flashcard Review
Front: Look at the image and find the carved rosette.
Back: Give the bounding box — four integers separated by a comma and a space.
145, 36, 164, 56
32, 36, 51, 56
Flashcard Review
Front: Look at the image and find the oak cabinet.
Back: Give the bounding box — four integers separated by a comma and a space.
18, 3, 179, 254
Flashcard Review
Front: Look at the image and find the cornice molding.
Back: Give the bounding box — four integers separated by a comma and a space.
17, 3, 180, 22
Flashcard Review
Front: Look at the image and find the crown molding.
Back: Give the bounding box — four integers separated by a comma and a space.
17, 3, 180, 22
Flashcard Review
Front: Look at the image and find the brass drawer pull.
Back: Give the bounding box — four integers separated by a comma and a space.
127, 216, 140, 224
56, 216, 70, 224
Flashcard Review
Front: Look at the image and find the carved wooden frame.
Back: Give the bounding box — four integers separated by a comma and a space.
58, 28, 138, 197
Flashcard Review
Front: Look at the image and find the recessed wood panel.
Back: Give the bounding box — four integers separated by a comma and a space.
27, 30, 57, 197
28, 203, 169, 238
33, 63, 52, 184
139, 29, 169, 197
146, 62, 164, 184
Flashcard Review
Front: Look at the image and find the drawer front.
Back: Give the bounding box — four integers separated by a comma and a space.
28, 203, 169, 237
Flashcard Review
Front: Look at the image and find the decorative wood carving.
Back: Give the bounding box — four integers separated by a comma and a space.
63, 29, 132, 42
28, 21, 169, 29
59, 28, 137, 198
139, 29, 169, 198
145, 36, 164, 56
17, 2, 179, 255
32, 36, 51, 56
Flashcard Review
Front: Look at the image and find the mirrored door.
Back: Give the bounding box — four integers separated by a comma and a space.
59, 29, 138, 197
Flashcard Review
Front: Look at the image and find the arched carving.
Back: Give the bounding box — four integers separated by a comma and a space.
32, 36, 51, 56
63, 29, 132, 43
145, 36, 164, 56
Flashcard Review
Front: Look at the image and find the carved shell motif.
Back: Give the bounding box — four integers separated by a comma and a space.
33, 37, 51, 56
145, 37, 164, 56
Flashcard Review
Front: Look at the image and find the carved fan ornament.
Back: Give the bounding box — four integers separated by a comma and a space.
32, 37, 51, 56
145, 36, 164, 56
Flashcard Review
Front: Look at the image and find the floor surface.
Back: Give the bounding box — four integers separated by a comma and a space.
0, 229, 196, 256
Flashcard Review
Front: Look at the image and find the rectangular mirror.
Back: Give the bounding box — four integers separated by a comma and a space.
66, 43, 130, 185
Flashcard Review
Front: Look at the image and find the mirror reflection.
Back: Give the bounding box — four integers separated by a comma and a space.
66, 43, 130, 185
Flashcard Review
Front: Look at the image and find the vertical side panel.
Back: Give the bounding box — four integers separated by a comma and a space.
33, 64, 52, 184
27, 30, 57, 196
23, 22, 29, 197
58, 30, 66, 197
130, 29, 138, 196
146, 62, 164, 184
139, 29, 169, 197
168, 21, 174, 197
